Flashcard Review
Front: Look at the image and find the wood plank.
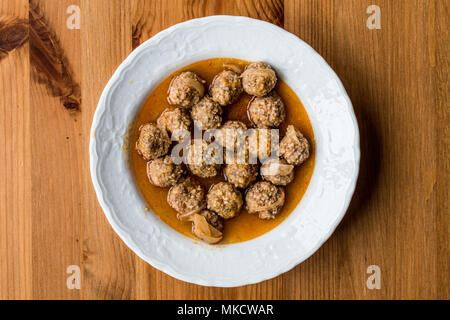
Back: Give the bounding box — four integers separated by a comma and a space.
80, 0, 136, 300
29, 0, 82, 299
433, 0, 449, 300
0, 0, 32, 300
284, 0, 448, 299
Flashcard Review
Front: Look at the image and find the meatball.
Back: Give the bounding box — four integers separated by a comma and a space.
217, 121, 249, 164
217, 120, 247, 149
224, 163, 259, 189
260, 158, 294, 186
248, 92, 285, 128
279, 125, 310, 166
191, 96, 223, 130
223, 137, 252, 165
136, 123, 171, 161
209, 70, 243, 106
245, 181, 285, 220
186, 140, 222, 178
199, 209, 224, 231
147, 155, 186, 187
157, 107, 192, 140
167, 178, 205, 216
241, 62, 277, 97
207, 182, 243, 219
247, 128, 279, 161
167, 71, 206, 108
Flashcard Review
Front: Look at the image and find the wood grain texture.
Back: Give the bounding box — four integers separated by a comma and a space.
29, 0, 82, 299
0, 15, 28, 61
80, 0, 135, 300
29, 0, 81, 110
0, 0, 448, 299
0, 0, 32, 300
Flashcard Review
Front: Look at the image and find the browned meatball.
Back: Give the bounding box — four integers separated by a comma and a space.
136, 123, 171, 161
186, 140, 222, 178
157, 107, 192, 140
245, 181, 285, 220
217, 120, 247, 149
224, 163, 258, 189
207, 182, 243, 219
167, 178, 205, 216
147, 155, 187, 187
191, 96, 223, 130
167, 71, 205, 108
209, 70, 243, 106
279, 125, 310, 166
247, 128, 279, 161
216, 121, 249, 164
260, 158, 294, 186
241, 62, 277, 97
248, 92, 285, 128
199, 209, 224, 231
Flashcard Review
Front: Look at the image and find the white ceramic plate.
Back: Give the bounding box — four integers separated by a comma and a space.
90, 16, 360, 287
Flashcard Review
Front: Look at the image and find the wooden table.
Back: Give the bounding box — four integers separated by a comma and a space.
0, 0, 448, 300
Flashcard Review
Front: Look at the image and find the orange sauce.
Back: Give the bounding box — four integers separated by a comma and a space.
130, 58, 315, 244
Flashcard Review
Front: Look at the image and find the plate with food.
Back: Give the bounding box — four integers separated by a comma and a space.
90, 16, 359, 287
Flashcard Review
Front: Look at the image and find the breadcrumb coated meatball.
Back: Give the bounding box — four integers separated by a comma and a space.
157, 107, 192, 140
191, 96, 223, 130
167, 71, 205, 108
217, 120, 247, 149
207, 182, 243, 219
186, 140, 222, 178
242, 62, 277, 97
248, 92, 285, 128
223, 138, 254, 165
210, 70, 243, 106
245, 181, 285, 220
136, 123, 171, 161
279, 125, 310, 166
260, 158, 294, 186
224, 163, 259, 189
247, 128, 279, 161
199, 209, 224, 231
147, 155, 187, 187
216, 120, 254, 165
167, 177, 205, 216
